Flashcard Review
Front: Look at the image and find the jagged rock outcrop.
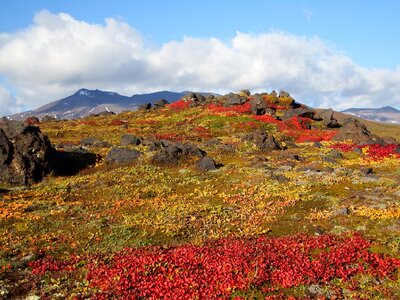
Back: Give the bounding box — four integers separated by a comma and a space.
244, 131, 283, 150
315, 109, 341, 128
332, 118, 383, 144
0, 118, 55, 185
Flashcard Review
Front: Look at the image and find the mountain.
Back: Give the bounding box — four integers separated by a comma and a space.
8, 89, 187, 120
341, 106, 400, 124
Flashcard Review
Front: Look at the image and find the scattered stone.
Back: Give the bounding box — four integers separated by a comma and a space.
361, 167, 374, 175
197, 156, 218, 171
313, 142, 323, 148
238, 89, 251, 97
244, 131, 283, 150
327, 149, 343, 159
138, 103, 152, 110
152, 142, 206, 165
80, 137, 111, 148
218, 143, 236, 153
154, 99, 170, 108
278, 150, 304, 161
250, 156, 269, 168
250, 94, 268, 115
41, 115, 57, 122
0, 118, 55, 185
271, 173, 289, 183
334, 207, 350, 216
105, 147, 141, 164
120, 134, 141, 146
315, 109, 341, 128
224, 92, 248, 106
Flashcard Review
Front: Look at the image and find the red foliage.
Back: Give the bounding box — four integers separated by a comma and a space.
331, 143, 400, 161
29, 234, 400, 299
24, 117, 40, 126
79, 120, 97, 126
252, 114, 280, 125
207, 102, 252, 114
153, 133, 184, 141
168, 99, 192, 111
192, 126, 213, 139
109, 119, 127, 126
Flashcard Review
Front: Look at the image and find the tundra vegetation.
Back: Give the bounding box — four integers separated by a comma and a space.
1, 90, 400, 299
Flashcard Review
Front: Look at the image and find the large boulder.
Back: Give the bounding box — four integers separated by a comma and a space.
152, 142, 206, 165
224, 93, 248, 106
250, 95, 269, 115
244, 131, 283, 151
0, 118, 55, 185
332, 119, 382, 144
105, 147, 141, 164
315, 109, 340, 128
120, 134, 142, 146
154, 99, 170, 108
197, 156, 218, 171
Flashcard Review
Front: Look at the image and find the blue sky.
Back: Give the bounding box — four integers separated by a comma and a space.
0, 0, 399, 115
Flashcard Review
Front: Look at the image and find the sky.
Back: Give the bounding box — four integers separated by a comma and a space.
0, 0, 400, 116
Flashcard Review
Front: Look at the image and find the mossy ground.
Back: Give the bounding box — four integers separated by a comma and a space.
1, 105, 400, 299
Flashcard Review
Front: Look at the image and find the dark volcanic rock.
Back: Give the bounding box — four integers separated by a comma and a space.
332, 118, 382, 144
154, 99, 170, 108
250, 95, 268, 115
120, 134, 141, 146
0, 118, 55, 185
81, 137, 111, 148
224, 93, 248, 106
197, 156, 218, 171
245, 131, 283, 150
105, 147, 141, 164
315, 109, 340, 128
152, 142, 206, 165
281, 108, 317, 121
41, 115, 57, 122
138, 103, 152, 110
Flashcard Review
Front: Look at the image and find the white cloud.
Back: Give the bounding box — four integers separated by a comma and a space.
0, 10, 400, 115
0, 84, 18, 116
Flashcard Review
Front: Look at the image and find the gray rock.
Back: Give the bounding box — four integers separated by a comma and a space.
154, 99, 170, 107
250, 94, 268, 115
0, 118, 55, 185
81, 137, 111, 148
197, 156, 218, 171
224, 93, 248, 106
138, 103, 152, 110
120, 134, 141, 146
105, 148, 141, 164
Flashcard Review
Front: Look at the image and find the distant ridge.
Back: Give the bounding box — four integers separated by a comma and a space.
341, 106, 400, 124
7, 89, 189, 120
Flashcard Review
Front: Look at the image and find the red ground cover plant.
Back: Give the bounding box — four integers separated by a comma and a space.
168, 99, 192, 110
109, 119, 127, 126
29, 233, 400, 299
331, 143, 400, 161
207, 102, 252, 114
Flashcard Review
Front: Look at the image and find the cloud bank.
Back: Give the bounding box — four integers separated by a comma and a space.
0, 10, 399, 116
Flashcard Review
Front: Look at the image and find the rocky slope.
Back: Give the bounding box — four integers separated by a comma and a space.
1, 90, 400, 299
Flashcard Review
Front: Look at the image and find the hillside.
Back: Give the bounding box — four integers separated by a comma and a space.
342, 106, 400, 124
8, 89, 187, 120
1, 90, 400, 299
